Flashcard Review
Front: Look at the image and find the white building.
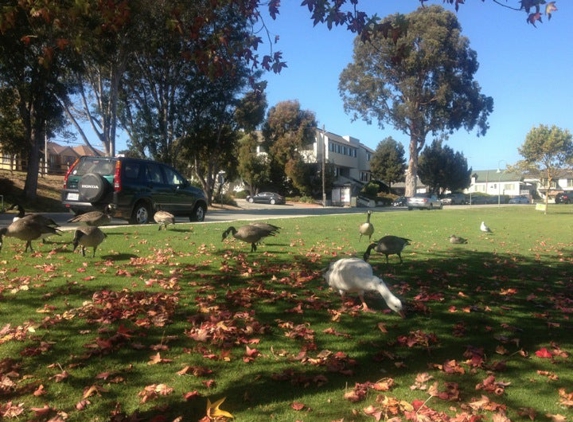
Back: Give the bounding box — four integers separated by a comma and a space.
466, 170, 531, 197
300, 129, 374, 184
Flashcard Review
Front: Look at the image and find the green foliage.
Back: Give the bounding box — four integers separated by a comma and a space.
211, 192, 238, 206
369, 137, 407, 186
514, 124, 573, 211
516, 124, 573, 176
360, 181, 380, 198
339, 5, 492, 197
0, 207, 572, 420
418, 139, 471, 193
237, 133, 270, 196
262, 100, 318, 194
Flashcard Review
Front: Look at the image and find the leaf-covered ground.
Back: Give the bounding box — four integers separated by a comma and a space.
0, 206, 572, 421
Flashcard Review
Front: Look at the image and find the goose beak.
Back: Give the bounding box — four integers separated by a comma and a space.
398, 310, 406, 319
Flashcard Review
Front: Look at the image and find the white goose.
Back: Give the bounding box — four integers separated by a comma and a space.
323, 257, 404, 315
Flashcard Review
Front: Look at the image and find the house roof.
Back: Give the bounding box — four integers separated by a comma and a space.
47, 141, 77, 156
73, 144, 104, 157
472, 170, 523, 182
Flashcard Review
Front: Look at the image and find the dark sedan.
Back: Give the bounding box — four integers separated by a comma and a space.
246, 192, 285, 205
555, 192, 571, 204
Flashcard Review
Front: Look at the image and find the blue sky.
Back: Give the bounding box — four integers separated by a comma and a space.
259, 1, 572, 171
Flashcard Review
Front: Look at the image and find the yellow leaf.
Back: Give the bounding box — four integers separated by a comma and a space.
206, 397, 234, 420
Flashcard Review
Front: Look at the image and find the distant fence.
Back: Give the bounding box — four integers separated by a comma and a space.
0, 155, 69, 175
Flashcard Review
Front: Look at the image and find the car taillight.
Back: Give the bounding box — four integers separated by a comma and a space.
114, 160, 122, 192
63, 158, 80, 188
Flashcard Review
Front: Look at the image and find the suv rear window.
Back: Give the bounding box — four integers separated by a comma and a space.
71, 159, 115, 177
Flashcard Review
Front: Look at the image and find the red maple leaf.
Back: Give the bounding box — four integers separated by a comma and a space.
535, 348, 553, 359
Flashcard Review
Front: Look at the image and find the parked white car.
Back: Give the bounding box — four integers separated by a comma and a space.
407, 193, 443, 210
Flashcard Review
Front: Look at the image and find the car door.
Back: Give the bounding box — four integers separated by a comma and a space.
162, 165, 193, 214
144, 163, 172, 211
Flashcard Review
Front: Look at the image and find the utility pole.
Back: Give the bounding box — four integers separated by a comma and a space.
321, 126, 326, 207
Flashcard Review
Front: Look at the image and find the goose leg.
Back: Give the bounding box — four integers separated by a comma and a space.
250, 243, 257, 252
25, 241, 34, 253
358, 293, 375, 313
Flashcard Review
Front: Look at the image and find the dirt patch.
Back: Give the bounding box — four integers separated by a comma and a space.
0, 170, 65, 212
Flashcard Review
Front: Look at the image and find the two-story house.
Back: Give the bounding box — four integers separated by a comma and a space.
299, 129, 375, 205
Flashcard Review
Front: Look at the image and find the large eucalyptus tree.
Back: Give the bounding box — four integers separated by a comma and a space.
339, 5, 493, 197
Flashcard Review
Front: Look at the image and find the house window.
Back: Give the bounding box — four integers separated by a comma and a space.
360, 172, 370, 182
366, 152, 371, 161
567, 179, 573, 188
333, 167, 340, 176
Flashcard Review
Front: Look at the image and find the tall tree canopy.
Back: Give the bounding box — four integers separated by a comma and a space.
513, 124, 573, 212
261, 100, 318, 195
369, 137, 407, 188
0, 0, 558, 201
339, 5, 493, 197
418, 140, 471, 194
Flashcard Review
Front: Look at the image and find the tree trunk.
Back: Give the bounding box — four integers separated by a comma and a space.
23, 128, 42, 201
405, 135, 419, 197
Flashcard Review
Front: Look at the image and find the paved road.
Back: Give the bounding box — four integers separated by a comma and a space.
0, 199, 405, 229
0, 199, 519, 229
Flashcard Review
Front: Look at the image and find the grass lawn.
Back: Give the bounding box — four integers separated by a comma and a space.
0, 205, 572, 421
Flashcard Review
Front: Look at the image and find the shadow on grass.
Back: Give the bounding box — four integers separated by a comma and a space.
1, 242, 572, 421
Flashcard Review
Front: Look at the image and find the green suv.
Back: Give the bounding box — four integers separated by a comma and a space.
62, 156, 208, 224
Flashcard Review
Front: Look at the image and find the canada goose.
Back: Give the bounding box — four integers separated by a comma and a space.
72, 226, 107, 257
248, 222, 281, 232
449, 234, 468, 244
359, 210, 374, 241
0, 218, 61, 253
7, 204, 61, 243
480, 221, 492, 233
7, 203, 59, 226
363, 235, 411, 263
67, 206, 112, 227
323, 257, 403, 315
222, 224, 280, 252
154, 210, 175, 230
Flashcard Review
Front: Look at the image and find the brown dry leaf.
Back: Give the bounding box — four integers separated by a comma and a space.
371, 378, 394, 391
148, 352, 173, 365
518, 407, 537, 420
291, 402, 306, 411
83, 384, 107, 399
558, 388, 573, 407
363, 405, 383, 421
545, 414, 567, 422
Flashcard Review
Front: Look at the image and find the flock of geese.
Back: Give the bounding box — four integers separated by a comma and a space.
323, 212, 494, 316
0, 204, 494, 316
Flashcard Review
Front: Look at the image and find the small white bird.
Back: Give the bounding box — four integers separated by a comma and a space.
323, 257, 404, 315
359, 210, 374, 242
480, 221, 492, 233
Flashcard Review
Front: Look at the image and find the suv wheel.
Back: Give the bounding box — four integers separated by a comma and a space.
189, 204, 206, 222
130, 201, 152, 224
248, 197, 254, 203
78, 173, 109, 202
270, 199, 276, 205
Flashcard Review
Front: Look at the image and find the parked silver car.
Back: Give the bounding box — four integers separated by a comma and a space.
407, 193, 443, 210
